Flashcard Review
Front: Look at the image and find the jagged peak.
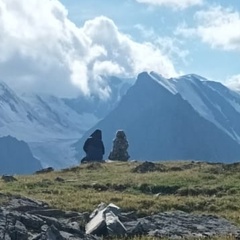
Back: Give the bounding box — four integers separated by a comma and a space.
0, 81, 11, 92
178, 73, 208, 82
0, 80, 18, 98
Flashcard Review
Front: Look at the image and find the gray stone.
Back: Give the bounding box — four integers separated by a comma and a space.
102, 203, 121, 217
7, 196, 48, 211
8, 220, 28, 240
29, 233, 47, 240
125, 221, 147, 236
119, 211, 137, 222
29, 208, 68, 218
131, 161, 161, 173
55, 177, 65, 182
35, 167, 54, 174
1, 194, 240, 240
85, 210, 107, 236
89, 202, 106, 220
19, 213, 45, 230
46, 225, 64, 240
1, 175, 17, 182
0, 194, 99, 239
37, 215, 61, 229
86, 203, 123, 236
105, 211, 127, 236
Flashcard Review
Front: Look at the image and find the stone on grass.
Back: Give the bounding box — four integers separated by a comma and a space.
2, 175, 17, 182
35, 167, 54, 174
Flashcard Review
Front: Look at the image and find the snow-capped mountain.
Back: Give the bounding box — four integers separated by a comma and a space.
150, 72, 240, 143
74, 72, 240, 163
0, 81, 99, 168
63, 76, 133, 119
0, 82, 86, 140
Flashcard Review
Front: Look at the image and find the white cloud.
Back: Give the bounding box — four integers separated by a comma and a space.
176, 6, 240, 51
225, 75, 240, 92
135, 0, 203, 10
134, 24, 156, 39
0, 0, 178, 98
155, 37, 189, 64
134, 24, 189, 65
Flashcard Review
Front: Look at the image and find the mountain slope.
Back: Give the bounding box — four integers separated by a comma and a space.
0, 78, 131, 168
150, 72, 240, 143
0, 136, 42, 174
64, 76, 132, 119
0, 81, 100, 168
74, 72, 240, 162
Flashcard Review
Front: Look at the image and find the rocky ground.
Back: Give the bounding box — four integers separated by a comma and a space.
0, 193, 240, 239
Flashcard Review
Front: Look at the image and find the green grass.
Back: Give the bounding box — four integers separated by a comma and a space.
1, 160, 240, 231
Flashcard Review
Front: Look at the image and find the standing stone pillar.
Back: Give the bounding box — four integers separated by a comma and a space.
108, 130, 130, 161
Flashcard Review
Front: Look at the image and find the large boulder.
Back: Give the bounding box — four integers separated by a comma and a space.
85, 203, 126, 236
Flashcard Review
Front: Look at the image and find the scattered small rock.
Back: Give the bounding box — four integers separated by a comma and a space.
131, 161, 165, 173
35, 167, 54, 174
169, 166, 184, 171
85, 162, 103, 170
1, 175, 17, 182
0, 194, 97, 240
55, 177, 65, 182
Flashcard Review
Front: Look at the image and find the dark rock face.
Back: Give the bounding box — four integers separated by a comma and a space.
0, 136, 42, 175
1, 195, 240, 239
125, 212, 240, 238
0, 195, 97, 240
86, 202, 240, 239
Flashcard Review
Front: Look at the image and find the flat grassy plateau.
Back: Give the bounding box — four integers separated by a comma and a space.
1, 161, 240, 239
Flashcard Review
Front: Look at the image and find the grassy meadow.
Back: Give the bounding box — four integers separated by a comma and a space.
0, 160, 240, 239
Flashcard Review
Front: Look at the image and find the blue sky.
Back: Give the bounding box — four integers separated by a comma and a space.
61, 0, 240, 81
0, 0, 240, 97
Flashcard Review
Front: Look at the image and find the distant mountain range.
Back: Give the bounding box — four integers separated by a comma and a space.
0, 76, 130, 169
75, 72, 240, 163
1, 71, 240, 172
64, 76, 132, 119
0, 136, 41, 175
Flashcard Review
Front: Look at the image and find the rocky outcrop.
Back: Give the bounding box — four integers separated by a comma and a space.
0, 195, 97, 240
125, 212, 240, 238
86, 203, 240, 239
1, 195, 240, 239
